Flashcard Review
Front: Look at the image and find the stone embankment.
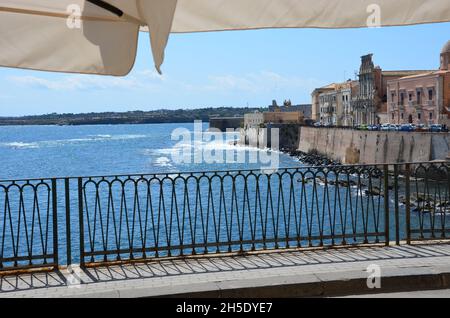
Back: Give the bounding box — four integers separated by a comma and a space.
297, 127, 450, 165
240, 125, 450, 165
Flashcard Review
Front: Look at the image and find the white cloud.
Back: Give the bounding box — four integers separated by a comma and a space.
8, 69, 165, 91
7, 70, 324, 103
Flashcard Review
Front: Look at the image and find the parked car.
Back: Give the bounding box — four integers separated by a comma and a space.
430, 124, 444, 132
415, 124, 428, 132
381, 124, 390, 131
357, 124, 369, 131
368, 125, 380, 131
313, 122, 322, 127
389, 124, 398, 131
400, 124, 414, 132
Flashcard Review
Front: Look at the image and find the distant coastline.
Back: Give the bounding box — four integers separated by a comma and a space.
0, 107, 265, 126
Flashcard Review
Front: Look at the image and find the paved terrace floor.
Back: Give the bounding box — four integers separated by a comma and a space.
2, 243, 450, 298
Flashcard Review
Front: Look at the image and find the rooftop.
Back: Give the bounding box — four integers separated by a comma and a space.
382, 70, 434, 77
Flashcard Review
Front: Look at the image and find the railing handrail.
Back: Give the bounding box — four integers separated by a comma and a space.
0, 161, 448, 272
0, 160, 448, 183
0, 160, 447, 183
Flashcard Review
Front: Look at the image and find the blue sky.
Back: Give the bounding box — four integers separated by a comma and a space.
0, 22, 449, 116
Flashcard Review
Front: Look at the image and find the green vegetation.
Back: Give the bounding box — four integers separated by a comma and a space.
0, 107, 266, 126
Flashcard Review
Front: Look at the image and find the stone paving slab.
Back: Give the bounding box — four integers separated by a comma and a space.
2, 243, 450, 298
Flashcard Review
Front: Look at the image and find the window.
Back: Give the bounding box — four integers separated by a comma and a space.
417, 91, 421, 104
392, 113, 395, 120
391, 93, 395, 102
430, 112, 433, 120
418, 113, 421, 120
428, 89, 433, 101
409, 93, 412, 101
401, 113, 404, 119
400, 93, 405, 105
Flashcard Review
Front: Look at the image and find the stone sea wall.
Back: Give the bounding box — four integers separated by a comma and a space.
297, 127, 450, 164
240, 125, 450, 164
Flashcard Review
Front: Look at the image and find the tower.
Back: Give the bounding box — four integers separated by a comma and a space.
440, 40, 450, 71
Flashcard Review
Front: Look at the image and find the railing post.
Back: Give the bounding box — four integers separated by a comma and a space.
405, 163, 411, 245
394, 165, 400, 245
78, 178, 85, 267
383, 165, 390, 246
51, 179, 59, 268
65, 178, 72, 266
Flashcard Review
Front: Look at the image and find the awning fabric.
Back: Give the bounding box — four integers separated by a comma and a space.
1, 0, 449, 76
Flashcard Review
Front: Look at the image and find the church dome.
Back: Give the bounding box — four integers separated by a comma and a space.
441, 40, 450, 54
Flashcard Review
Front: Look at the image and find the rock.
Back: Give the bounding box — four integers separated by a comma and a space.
365, 187, 382, 196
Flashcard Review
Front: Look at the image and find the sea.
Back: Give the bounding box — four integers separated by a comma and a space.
0, 122, 426, 265
0, 122, 301, 180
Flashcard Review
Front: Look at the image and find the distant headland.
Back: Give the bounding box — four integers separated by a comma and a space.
0, 107, 265, 126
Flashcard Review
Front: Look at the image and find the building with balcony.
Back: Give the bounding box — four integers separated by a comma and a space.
318, 86, 338, 125
311, 84, 335, 122
387, 40, 450, 126
336, 80, 359, 127
312, 81, 358, 126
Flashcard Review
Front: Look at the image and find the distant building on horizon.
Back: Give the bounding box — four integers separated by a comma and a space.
244, 99, 311, 129
268, 99, 312, 118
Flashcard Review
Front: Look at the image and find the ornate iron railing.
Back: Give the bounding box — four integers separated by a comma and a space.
0, 161, 449, 271
0, 179, 58, 271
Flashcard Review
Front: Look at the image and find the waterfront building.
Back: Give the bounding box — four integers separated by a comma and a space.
263, 110, 304, 124
312, 85, 334, 122
244, 111, 264, 129
313, 81, 358, 126
336, 80, 359, 127
318, 85, 338, 125
268, 100, 312, 119
387, 40, 450, 126
244, 108, 305, 129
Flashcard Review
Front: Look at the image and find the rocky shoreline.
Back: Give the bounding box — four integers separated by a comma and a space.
286, 149, 339, 166
281, 149, 449, 215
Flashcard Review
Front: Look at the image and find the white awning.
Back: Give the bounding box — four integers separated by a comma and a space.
1, 0, 449, 75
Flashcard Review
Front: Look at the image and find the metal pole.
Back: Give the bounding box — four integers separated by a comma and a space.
405, 163, 411, 244
65, 178, 72, 266
78, 178, 85, 267
394, 165, 400, 245
383, 165, 390, 246
51, 179, 59, 268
